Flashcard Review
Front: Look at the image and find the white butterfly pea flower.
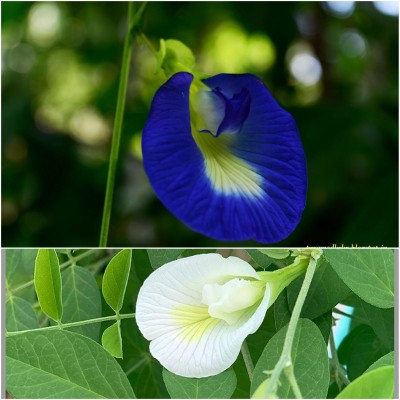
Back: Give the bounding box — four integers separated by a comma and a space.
136, 253, 308, 378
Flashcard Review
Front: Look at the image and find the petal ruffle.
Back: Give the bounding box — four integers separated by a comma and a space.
135, 254, 270, 378
142, 72, 307, 243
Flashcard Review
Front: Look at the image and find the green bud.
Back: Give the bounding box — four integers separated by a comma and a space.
157, 39, 195, 77
292, 248, 323, 261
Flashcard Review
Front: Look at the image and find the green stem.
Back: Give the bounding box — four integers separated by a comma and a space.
6, 313, 136, 337
10, 249, 97, 295
241, 341, 254, 381
264, 257, 318, 398
284, 363, 303, 399
99, 2, 135, 247
329, 330, 350, 388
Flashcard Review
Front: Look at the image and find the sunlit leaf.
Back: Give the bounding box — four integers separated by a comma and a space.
336, 366, 394, 399
102, 320, 123, 358
102, 249, 132, 312
34, 249, 63, 322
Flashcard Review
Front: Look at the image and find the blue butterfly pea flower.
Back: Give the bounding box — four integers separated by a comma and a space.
142, 72, 307, 243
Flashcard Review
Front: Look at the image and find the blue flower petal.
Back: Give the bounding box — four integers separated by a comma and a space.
142, 72, 307, 243
214, 87, 251, 137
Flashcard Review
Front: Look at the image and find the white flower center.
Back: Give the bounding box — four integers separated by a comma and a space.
192, 90, 225, 135
201, 278, 265, 325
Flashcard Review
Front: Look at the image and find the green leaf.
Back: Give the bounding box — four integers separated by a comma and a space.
324, 249, 394, 308
357, 301, 394, 351
162, 368, 237, 399
120, 319, 169, 399
61, 265, 102, 341
6, 249, 37, 300
246, 250, 275, 269
6, 296, 39, 332
274, 290, 291, 330
102, 249, 132, 312
102, 321, 123, 358
257, 249, 290, 259
147, 249, 184, 269
336, 366, 394, 399
34, 249, 63, 322
132, 249, 153, 284
337, 325, 387, 380
251, 319, 329, 398
365, 351, 394, 373
6, 330, 135, 398
286, 257, 351, 319
313, 311, 332, 344
274, 291, 331, 344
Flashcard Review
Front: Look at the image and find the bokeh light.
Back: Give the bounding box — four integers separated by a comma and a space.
200, 21, 275, 74
27, 2, 61, 47
373, 1, 399, 16
290, 53, 322, 86
323, 1, 355, 18
286, 41, 323, 105
339, 30, 367, 58
6, 43, 36, 74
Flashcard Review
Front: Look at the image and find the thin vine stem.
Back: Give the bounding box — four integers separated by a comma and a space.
9, 249, 97, 295
241, 340, 254, 381
99, 1, 135, 247
329, 330, 351, 387
6, 313, 136, 337
264, 256, 318, 398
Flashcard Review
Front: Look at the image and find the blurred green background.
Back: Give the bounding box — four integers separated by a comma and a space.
2, 1, 398, 247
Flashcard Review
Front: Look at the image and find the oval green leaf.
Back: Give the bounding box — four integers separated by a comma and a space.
251, 319, 330, 399
324, 249, 394, 308
6, 296, 39, 332
6, 330, 135, 398
162, 368, 237, 399
61, 265, 102, 341
102, 249, 132, 312
34, 249, 63, 322
102, 321, 123, 358
336, 366, 394, 399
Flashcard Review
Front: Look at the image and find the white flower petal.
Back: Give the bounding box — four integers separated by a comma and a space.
148, 283, 271, 377
136, 254, 271, 378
